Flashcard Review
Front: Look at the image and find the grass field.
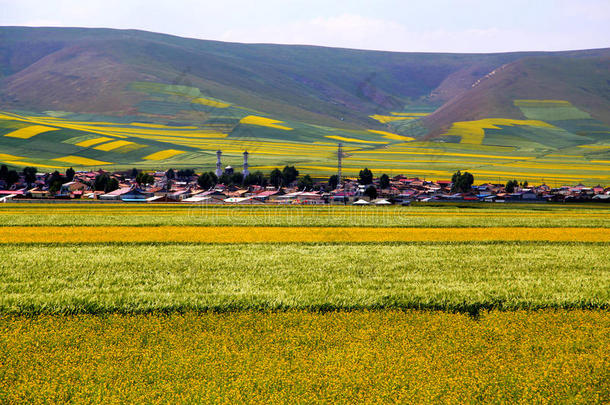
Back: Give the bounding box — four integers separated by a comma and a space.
0, 204, 608, 402
1, 203, 609, 228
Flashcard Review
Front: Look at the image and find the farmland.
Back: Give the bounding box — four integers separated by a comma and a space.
1, 311, 608, 404
1, 89, 609, 186
0, 203, 608, 402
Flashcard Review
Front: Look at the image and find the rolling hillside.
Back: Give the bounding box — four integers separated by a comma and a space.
0, 26, 609, 184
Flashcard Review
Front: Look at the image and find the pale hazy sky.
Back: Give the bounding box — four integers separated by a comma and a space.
1, 0, 609, 53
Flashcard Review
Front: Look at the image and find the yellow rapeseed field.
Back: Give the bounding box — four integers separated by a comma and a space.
192, 97, 231, 108
143, 149, 186, 160
4, 125, 60, 139
75, 136, 115, 147
93, 140, 139, 151
1, 226, 608, 243
239, 115, 293, 130
325, 135, 389, 144
51, 156, 112, 166
0, 311, 607, 404
367, 129, 415, 141
443, 118, 555, 144
369, 114, 416, 124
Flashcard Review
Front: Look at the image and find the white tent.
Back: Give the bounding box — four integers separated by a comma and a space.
352, 199, 371, 205
372, 198, 392, 205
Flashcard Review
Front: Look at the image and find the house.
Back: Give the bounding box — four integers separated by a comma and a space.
59, 181, 87, 198
99, 187, 132, 200
121, 188, 153, 202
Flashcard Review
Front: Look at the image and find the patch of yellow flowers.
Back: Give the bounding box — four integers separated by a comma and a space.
1, 226, 608, 243
0, 310, 607, 403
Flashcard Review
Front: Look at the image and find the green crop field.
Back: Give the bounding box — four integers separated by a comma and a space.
0, 204, 609, 402
1, 242, 609, 314
1, 203, 610, 227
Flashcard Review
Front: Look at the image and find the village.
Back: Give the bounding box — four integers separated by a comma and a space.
0, 160, 608, 205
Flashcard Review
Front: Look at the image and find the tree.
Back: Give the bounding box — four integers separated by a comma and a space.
197, 172, 217, 189
106, 177, 119, 193
177, 169, 195, 180
230, 171, 244, 185
451, 171, 474, 193
47, 171, 66, 194
270, 168, 283, 188
0, 165, 8, 181
244, 171, 266, 187
23, 167, 37, 187
136, 172, 155, 186
379, 173, 390, 189
6, 170, 19, 187
364, 185, 378, 200
130, 168, 139, 179
218, 173, 232, 185
94, 173, 110, 191
282, 166, 299, 185
328, 175, 339, 190
166, 168, 175, 180
298, 174, 313, 190
65, 167, 75, 182
505, 179, 519, 193
359, 168, 373, 185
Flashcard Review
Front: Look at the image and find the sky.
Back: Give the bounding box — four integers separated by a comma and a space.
1, 0, 609, 53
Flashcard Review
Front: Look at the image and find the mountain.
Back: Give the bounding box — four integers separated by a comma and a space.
0, 27, 575, 124
0, 26, 609, 185
422, 50, 610, 136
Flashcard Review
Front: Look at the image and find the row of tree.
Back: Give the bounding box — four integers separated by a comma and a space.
194, 166, 316, 190
4, 164, 538, 197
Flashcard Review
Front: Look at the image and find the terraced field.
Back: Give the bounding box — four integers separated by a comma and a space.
0, 204, 608, 402
1, 91, 609, 185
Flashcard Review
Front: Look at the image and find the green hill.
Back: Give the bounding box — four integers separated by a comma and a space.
0, 27, 609, 185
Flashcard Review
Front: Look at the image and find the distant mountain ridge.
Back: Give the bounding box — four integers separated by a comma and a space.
2, 26, 608, 133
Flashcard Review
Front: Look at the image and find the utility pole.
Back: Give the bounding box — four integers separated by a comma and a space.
337, 143, 343, 185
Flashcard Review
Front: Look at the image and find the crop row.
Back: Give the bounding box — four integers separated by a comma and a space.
1, 207, 608, 227
1, 242, 608, 314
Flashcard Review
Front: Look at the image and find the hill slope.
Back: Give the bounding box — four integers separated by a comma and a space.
422, 52, 610, 135
0, 27, 608, 185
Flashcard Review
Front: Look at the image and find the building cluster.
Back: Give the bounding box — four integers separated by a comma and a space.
1, 168, 609, 204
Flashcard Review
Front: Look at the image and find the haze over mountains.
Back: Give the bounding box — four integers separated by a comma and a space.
2, 27, 608, 133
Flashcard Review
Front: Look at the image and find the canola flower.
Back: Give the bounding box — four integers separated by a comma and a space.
143, 149, 186, 160
239, 115, 293, 130
443, 118, 556, 145
93, 140, 139, 151
0, 310, 607, 404
367, 129, 415, 141
52, 155, 112, 166
0, 226, 608, 243
325, 135, 389, 144
4, 125, 60, 139
369, 114, 416, 124
75, 136, 115, 147
192, 97, 231, 108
